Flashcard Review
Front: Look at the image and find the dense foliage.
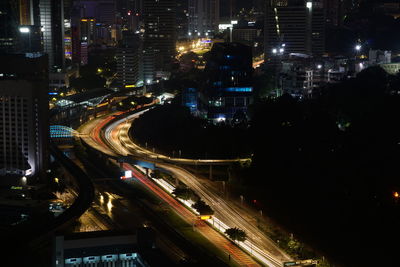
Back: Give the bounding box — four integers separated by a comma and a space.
225, 227, 247, 242
130, 100, 251, 159
245, 67, 400, 266
192, 200, 214, 215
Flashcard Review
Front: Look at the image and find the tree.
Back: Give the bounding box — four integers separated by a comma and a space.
225, 227, 247, 242
172, 186, 197, 201
192, 199, 214, 215
150, 169, 162, 179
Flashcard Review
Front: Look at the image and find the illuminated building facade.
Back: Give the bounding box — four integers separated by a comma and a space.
0, 1, 19, 53
264, 0, 325, 57
0, 54, 49, 179
40, 0, 65, 70
188, 0, 220, 37
116, 32, 141, 88
143, 0, 176, 83
202, 42, 253, 123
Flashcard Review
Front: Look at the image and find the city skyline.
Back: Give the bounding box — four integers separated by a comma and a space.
1, 0, 400, 266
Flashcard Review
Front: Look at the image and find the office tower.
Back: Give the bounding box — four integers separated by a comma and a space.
40, 0, 65, 70
220, 0, 234, 20
96, 0, 117, 25
143, 0, 176, 83
0, 1, 19, 53
202, 42, 253, 122
18, 25, 43, 53
188, 0, 219, 37
71, 0, 118, 47
80, 18, 97, 45
264, 0, 325, 58
0, 53, 49, 179
17, 0, 42, 53
176, 0, 189, 39
116, 32, 140, 87
325, 0, 340, 26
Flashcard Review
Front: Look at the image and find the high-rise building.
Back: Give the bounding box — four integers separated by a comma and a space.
143, 0, 176, 83
0, 53, 49, 179
0, 1, 19, 53
264, 0, 325, 58
0, 1, 42, 54
40, 0, 66, 70
116, 32, 141, 88
80, 17, 97, 45
202, 42, 253, 123
18, 25, 43, 53
176, 0, 189, 39
188, 0, 219, 37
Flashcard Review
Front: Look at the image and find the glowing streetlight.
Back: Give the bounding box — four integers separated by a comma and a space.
107, 199, 113, 211
272, 48, 277, 54
355, 44, 361, 51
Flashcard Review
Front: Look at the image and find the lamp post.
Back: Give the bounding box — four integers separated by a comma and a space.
355, 43, 362, 73
272, 44, 285, 97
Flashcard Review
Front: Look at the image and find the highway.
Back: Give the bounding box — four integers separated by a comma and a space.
79, 111, 260, 267
69, 147, 195, 264
108, 112, 251, 166
103, 112, 293, 267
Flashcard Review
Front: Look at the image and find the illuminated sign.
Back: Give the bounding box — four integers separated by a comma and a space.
124, 85, 136, 88
225, 87, 253, 92
200, 215, 212, 220
19, 27, 30, 33
124, 170, 132, 178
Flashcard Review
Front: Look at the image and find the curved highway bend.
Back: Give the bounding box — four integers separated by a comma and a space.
79, 112, 260, 267
80, 109, 293, 266
111, 113, 293, 266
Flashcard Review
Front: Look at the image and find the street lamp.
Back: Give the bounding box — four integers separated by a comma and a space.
355, 44, 362, 51
271, 44, 285, 97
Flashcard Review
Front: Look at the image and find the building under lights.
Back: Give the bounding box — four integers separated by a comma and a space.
188, 0, 220, 37
116, 32, 141, 88
264, 0, 325, 58
53, 229, 173, 267
201, 42, 254, 123
0, 53, 49, 180
143, 0, 176, 83
54, 231, 149, 267
40, 0, 66, 70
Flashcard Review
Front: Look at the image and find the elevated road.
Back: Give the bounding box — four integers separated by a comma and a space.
103, 113, 293, 267
79, 111, 261, 267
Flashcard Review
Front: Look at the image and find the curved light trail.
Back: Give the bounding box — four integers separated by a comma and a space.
79, 111, 260, 267
98, 112, 293, 266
